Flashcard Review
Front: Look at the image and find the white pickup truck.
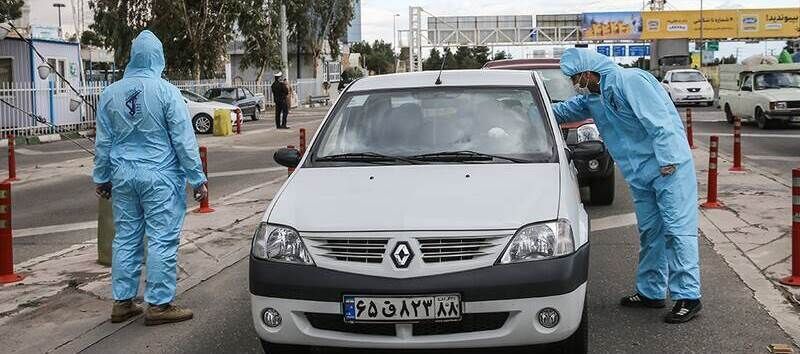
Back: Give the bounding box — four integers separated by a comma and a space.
718, 63, 800, 129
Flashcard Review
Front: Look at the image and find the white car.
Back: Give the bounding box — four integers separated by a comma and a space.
250, 70, 601, 353
661, 69, 715, 106
181, 90, 242, 134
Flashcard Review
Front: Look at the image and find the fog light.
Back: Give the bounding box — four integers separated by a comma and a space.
588, 159, 600, 170
262, 308, 282, 328
537, 308, 560, 328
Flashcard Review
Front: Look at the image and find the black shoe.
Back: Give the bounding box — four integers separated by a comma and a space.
620, 293, 666, 308
664, 299, 702, 324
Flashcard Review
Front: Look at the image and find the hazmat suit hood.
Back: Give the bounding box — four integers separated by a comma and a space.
124, 30, 165, 78
559, 48, 618, 79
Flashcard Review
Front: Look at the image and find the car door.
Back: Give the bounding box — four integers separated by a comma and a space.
238, 88, 257, 111
737, 74, 754, 117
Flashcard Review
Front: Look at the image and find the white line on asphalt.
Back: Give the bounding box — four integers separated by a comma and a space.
207, 166, 286, 178
695, 132, 800, 138
746, 155, 800, 162
14, 148, 91, 155
13, 221, 97, 239
591, 212, 638, 232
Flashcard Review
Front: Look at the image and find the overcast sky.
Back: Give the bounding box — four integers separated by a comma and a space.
361, 0, 800, 61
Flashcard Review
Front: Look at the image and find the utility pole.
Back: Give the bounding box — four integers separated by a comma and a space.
53, 3, 66, 39
393, 14, 400, 72
280, 4, 288, 77
699, 0, 704, 68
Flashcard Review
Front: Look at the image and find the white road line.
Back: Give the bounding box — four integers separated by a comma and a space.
695, 132, 800, 138
14, 221, 97, 238
208, 166, 285, 178
591, 212, 638, 232
14, 148, 91, 155
746, 155, 800, 162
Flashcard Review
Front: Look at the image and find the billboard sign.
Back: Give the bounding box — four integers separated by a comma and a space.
581, 12, 643, 40
596, 45, 611, 56
641, 8, 799, 39
612, 45, 626, 57
738, 8, 800, 38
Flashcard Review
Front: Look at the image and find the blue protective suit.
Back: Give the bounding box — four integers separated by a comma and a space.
553, 48, 701, 300
92, 31, 206, 305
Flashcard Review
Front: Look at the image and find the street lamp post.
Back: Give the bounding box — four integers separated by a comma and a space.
393, 14, 400, 72
699, 0, 704, 68
53, 3, 66, 39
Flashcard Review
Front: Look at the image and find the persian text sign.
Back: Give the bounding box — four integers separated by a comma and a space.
642, 10, 738, 39
738, 8, 800, 38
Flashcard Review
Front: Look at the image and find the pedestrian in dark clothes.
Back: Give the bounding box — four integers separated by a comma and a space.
271, 72, 290, 129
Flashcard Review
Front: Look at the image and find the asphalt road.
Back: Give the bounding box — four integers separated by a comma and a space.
81, 167, 794, 353
5, 108, 327, 263
684, 104, 800, 182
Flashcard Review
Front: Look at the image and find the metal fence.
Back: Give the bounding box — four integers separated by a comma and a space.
0, 78, 326, 138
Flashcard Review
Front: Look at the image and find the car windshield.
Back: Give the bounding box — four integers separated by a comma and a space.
312, 87, 556, 166
537, 68, 576, 102
755, 72, 800, 90
181, 90, 209, 102
209, 88, 237, 99
671, 72, 706, 82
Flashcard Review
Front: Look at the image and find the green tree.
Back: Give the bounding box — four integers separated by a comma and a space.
350, 40, 397, 74
284, 0, 354, 70
422, 48, 442, 71
471, 46, 491, 67
237, 0, 281, 81
492, 50, 512, 61
442, 47, 457, 70
0, 0, 23, 22
89, 0, 152, 74
80, 30, 104, 47
454, 46, 477, 69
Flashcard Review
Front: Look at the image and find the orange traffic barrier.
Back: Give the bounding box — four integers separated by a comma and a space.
779, 168, 800, 286
701, 136, 723, 209
729, 116, 746, 173
7, 134, 18, 182
0, 181, 23, 284
194, 146, 215, 213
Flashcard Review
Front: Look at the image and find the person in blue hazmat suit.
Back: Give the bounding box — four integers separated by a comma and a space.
93, 30, 207, 326
553, 48, 702, 323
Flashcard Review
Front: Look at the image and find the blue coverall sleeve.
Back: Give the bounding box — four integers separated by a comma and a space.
622, 73, 686, 167
92, 94, 113, 184
552, 95, 591, 124
164, 85, 207, 189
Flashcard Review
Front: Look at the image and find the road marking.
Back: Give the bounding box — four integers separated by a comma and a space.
591, 212, 638, 232
14, 147, 92, 155
208, 166, 285, 178
695, 132, 800, 139
746, 155, 800, 162
14, 221, 97, 238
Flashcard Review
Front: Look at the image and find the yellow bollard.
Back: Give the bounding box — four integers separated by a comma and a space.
213, 109, 234, 136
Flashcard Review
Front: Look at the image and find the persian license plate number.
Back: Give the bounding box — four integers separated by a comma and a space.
343, 294, 461, 322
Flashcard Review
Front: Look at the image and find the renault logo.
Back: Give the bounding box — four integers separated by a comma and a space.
391, 241, 414, 268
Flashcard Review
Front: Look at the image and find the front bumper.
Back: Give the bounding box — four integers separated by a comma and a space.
766, 109, 800, 121
671, 92, 714, 103
250, 244, 589, 348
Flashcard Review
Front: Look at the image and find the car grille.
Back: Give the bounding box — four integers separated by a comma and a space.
304, 312, 509, 337
305, 238, 390, 264
417, 236, 506, 263
786, 101, 800, 109
687, 88, 700, 92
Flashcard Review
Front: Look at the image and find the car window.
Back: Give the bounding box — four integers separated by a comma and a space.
243, 88, 254, 98
215, 89, 237, 99
670, 72, 706, 82
312, 87, 556, 165
181, 90, 209, 103
755, 72, 800, 90
237, 88, 247, 99
741, 75, 753, 90
537, 68, 576, 102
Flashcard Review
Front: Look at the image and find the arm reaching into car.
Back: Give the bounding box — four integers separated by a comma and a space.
552, 95, 592, 124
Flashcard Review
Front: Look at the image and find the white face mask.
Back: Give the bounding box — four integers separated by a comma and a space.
573, 73, 593, 96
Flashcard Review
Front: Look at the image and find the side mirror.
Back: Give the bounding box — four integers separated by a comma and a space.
571, 140, 605, 161
564, 147, 572, 162
274, 147, 301, 168
662, 80, 669, 83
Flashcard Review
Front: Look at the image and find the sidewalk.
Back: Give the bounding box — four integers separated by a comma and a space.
693, 142, 800, 346
0, 172, 286, 353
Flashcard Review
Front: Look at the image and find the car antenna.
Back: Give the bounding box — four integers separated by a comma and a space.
434, 55, 447, 85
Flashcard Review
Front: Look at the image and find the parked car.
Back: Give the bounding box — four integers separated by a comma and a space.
181, 90, 241, 134
204, 87, 264, 120
251, 69, 597, 353
484, 58, 615, 205
660, 69, 715, 106
718, 63, 800, 129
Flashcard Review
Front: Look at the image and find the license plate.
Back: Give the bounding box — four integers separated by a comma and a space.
686, 95, 703, 99
343, 294, 462, 323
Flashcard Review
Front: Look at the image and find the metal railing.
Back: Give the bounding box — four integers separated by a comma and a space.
0, 78, 328, 138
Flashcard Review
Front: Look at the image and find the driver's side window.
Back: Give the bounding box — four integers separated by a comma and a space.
741, 75, 753, 91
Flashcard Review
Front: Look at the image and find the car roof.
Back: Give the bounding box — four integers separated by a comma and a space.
483, 58, 561, 70
667, 69, 702, 73
348, 69, 536, 92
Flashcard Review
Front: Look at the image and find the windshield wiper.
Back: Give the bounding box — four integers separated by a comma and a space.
316, 152, 423, 165
407, 150, 532, 163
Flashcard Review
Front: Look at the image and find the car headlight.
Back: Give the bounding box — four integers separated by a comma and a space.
576, 124, 602, 143
772, 101, 788, 110
498, 220, 575, 264
252, 223, 314, 265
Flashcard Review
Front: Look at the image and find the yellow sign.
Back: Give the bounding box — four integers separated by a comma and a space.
641, 8, 800, 39
738, 8, 800, 38
642, 10, 738, 39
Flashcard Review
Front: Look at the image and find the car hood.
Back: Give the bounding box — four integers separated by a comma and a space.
755, 88, 800, 101
669, 81, 712, 90
268, 163, 561, 232
190, 100, 238, 110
